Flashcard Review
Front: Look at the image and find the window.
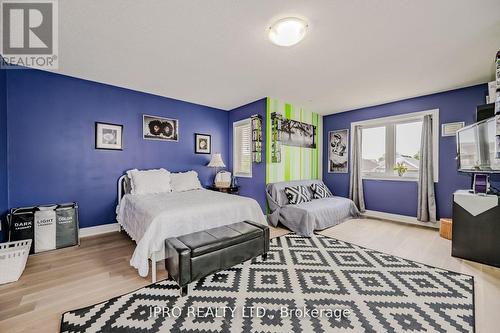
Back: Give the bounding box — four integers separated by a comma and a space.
356, 110, 439, 181
233, 118, 252, 177
395, 121, 423, 178
361, 126, 386, 174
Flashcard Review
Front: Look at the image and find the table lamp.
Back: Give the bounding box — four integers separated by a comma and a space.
207, 153, 226, 186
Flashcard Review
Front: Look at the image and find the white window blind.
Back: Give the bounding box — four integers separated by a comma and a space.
233, 119, 252, 177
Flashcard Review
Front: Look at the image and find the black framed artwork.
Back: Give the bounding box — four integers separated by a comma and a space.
95, 122, 123, 150
281, 118, 316, 149
143, 114, 179, 141
195, 133, 211, 154
328, 129, 349, 173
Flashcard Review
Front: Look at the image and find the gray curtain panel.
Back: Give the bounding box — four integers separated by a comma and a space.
417, 115, 437, 222
349, 126, 366, 212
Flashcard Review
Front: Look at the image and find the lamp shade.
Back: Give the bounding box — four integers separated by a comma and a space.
207, 153, 226, 168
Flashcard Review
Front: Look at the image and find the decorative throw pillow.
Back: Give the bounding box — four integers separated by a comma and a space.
126, 168, 172, 195
170, 170, 202, 192
311, 182, 333, 199
284, 185, 312, 205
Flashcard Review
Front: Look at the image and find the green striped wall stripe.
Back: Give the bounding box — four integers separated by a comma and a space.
265, 97, 271, 184
266, 98, 322, 184
299, 108, 303, 179
311, 112, 316, 179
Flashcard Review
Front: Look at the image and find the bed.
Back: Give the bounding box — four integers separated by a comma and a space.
116, 174, 267, 282
266, 179, 360, 236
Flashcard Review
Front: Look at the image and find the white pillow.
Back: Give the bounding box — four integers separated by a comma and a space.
126, 168, 172, 195
170, 171, 202, 192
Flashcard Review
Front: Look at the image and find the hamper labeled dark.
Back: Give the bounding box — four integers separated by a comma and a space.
9, 207, 36, 254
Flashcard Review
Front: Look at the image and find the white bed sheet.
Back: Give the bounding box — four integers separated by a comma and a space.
117, 189, 266, 277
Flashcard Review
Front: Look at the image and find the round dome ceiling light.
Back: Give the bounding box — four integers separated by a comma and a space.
268, 17, 308, 47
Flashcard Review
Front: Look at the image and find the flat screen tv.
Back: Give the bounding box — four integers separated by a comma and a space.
456, 117, 500, 172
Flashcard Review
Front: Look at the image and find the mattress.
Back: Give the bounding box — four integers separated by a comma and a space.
117, 189, 266, 277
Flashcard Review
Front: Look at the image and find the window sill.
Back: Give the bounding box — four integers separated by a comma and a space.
362, 176, 418, 182
234, 173, 252, 178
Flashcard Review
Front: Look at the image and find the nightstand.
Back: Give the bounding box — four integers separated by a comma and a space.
207, 185, 240, 195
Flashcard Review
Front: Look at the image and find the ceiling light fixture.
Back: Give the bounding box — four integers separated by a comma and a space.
268, 17, 308, 47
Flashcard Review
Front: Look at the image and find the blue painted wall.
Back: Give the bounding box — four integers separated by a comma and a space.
4, 68, 229, 230
323, 84, 498, 219
0, 69, 7, 241
228, 98, 267, 211
3, 66, 494, 238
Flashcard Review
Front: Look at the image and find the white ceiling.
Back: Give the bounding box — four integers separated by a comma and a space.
53, 0, 500, 115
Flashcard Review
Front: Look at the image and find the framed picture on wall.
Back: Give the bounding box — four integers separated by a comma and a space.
328, 129, 349, 173
281, 119, 316, 148
195, 133, 211, 154
143, 114, 179, 141
95, 122, 123, 150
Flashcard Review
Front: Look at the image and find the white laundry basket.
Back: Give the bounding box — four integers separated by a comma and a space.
0, 239, 32, 284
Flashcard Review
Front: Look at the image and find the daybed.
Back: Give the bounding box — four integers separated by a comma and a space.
266, 179, 359, 236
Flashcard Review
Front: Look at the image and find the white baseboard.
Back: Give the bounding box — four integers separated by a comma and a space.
80, 223, 120, 238
363, 210, 440, 229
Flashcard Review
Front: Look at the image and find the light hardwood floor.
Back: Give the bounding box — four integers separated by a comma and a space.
0, 218, 499, 333
318, 219, 500, 333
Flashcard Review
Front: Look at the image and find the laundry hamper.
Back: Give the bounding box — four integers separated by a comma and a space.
0, 239, 32, 284
8, 203, 79, 254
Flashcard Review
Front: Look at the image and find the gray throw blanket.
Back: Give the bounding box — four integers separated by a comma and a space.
266, 180, 360, 237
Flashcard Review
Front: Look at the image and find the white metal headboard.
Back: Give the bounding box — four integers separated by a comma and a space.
117, 174, 128, 206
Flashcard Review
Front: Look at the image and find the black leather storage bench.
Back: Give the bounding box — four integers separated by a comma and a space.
165, 221, 269, 296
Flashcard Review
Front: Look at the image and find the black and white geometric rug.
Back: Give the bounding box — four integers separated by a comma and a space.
61, 234, 474, 333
